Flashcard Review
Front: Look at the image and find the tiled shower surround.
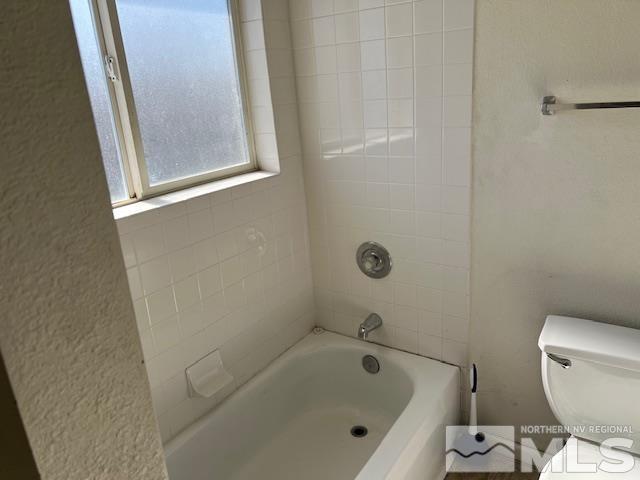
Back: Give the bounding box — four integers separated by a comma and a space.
292, 0, 473, 364
117, 0, 473, 443
116, 0, 315, 441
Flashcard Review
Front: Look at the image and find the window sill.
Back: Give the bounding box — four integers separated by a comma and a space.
112, 170, 278, 220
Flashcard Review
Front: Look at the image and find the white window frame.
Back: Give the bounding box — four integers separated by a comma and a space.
88, 0, 256, 207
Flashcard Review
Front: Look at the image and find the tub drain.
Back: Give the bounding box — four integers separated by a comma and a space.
350, 425, 368, 438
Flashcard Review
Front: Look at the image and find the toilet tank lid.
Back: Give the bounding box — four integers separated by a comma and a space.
538, 315, 640, 371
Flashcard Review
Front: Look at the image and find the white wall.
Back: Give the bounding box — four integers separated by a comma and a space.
117, 0, 316, 442
0, 1, 167, 478
471, 0, 640, 445
291, 0, 474, 367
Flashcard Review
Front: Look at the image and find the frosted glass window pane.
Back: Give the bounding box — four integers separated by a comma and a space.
116, 0, 251, 186
69, 0, 129, 203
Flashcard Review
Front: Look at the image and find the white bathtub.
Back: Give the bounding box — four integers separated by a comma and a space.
165, 330, 460, 480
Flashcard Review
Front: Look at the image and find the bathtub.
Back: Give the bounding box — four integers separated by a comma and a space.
165, 330, 460, 480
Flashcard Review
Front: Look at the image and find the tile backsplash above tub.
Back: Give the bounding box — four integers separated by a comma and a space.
118, 177, 314, 442
291, 0, 474, 367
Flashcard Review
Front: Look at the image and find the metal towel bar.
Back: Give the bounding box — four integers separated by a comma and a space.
541, 95, 640, 115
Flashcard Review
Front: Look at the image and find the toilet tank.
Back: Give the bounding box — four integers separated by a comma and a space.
538, 315, 640, 454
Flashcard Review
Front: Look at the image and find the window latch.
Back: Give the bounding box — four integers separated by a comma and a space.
104, 55, 118, 82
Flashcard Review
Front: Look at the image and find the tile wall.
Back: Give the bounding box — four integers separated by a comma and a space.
290, 0, 474, 367
116, 0, 315, 442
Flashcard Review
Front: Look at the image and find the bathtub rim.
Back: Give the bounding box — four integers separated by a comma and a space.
164, 330, 460, 478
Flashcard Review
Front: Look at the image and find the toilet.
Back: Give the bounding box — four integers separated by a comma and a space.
538, 315, 640, 478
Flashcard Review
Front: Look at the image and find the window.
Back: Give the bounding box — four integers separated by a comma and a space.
69, 0, 255, 206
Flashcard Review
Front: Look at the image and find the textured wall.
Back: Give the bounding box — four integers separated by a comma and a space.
471, 0, 640, 446
116, 0, 315, 442
0, 2, 168, 479
291, 0, 474, 368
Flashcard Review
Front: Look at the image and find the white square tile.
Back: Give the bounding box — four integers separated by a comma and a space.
389, 210, 415, 235
387, 68, 413, 99
342, 129, 365, 153
127, 267, 143, 300
360, 40, 386, 70
415, 127, 441, 159
416, 211, 441, 238
365, 128, 388, 155
414, 32, 442, 66
418, 309, 442, 336
178, 304, 205, 337
441, 214, 468, 241
444, 29, 473, 64
443, 315, 469, 343
444, 0, 474, 30
317, 74, 339, 101
390, 184, 415, 209
202, 291, 230, 325
168, 247, 197, 282
385, 3, 412, 37
415, 184, 441, 212
388, 98, 413, 127
313, 16, 336, 45
311, 0, 334, 17
188, 210, 214, 244
133, 224, 166, 263
362, 70, 387, 99
173, 276, 200, 311
119, 234, 137, 268
215, 231, 238, 261
388, 128, 414, 156
147, 286, 177, 325
443, 95, 471, 127
359, 8, 385, 41
441, 186, 470, 215
393, 282, 417, 306
418, 334, 442, 359
198, 264, 223, 298
294, 48, 316, 75
335, 12, 359, 43
442, 265, 469, 294
315, 45, 338, 74
242, 20, 265, 51
335, 0, 357, 13
443, 290, 469, 318
443, 64, 472, 95
240, 0, 262, 21
139, 257, 172, 294
221, 257, 246, 287
290, 0, 311, 20
387, 36, 413, 68
415, 97, 442, 128
152, 316, 181, 352
359, 0, 384, 10
337, 43, 362, 71
340, 101, 364, 129
389, 156, 415, 183
339, 72, 362, 101
133, 297, 150, 332
192, 238, 219, 270
442, 240, 469, 268
415, 65, 442, 98
292, 19, 314, 48
364, 100, 388, 128
414, 0, 442, 34
365, 182, 390, 208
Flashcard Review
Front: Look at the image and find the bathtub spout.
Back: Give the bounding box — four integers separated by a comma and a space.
358, 313, 382, 341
